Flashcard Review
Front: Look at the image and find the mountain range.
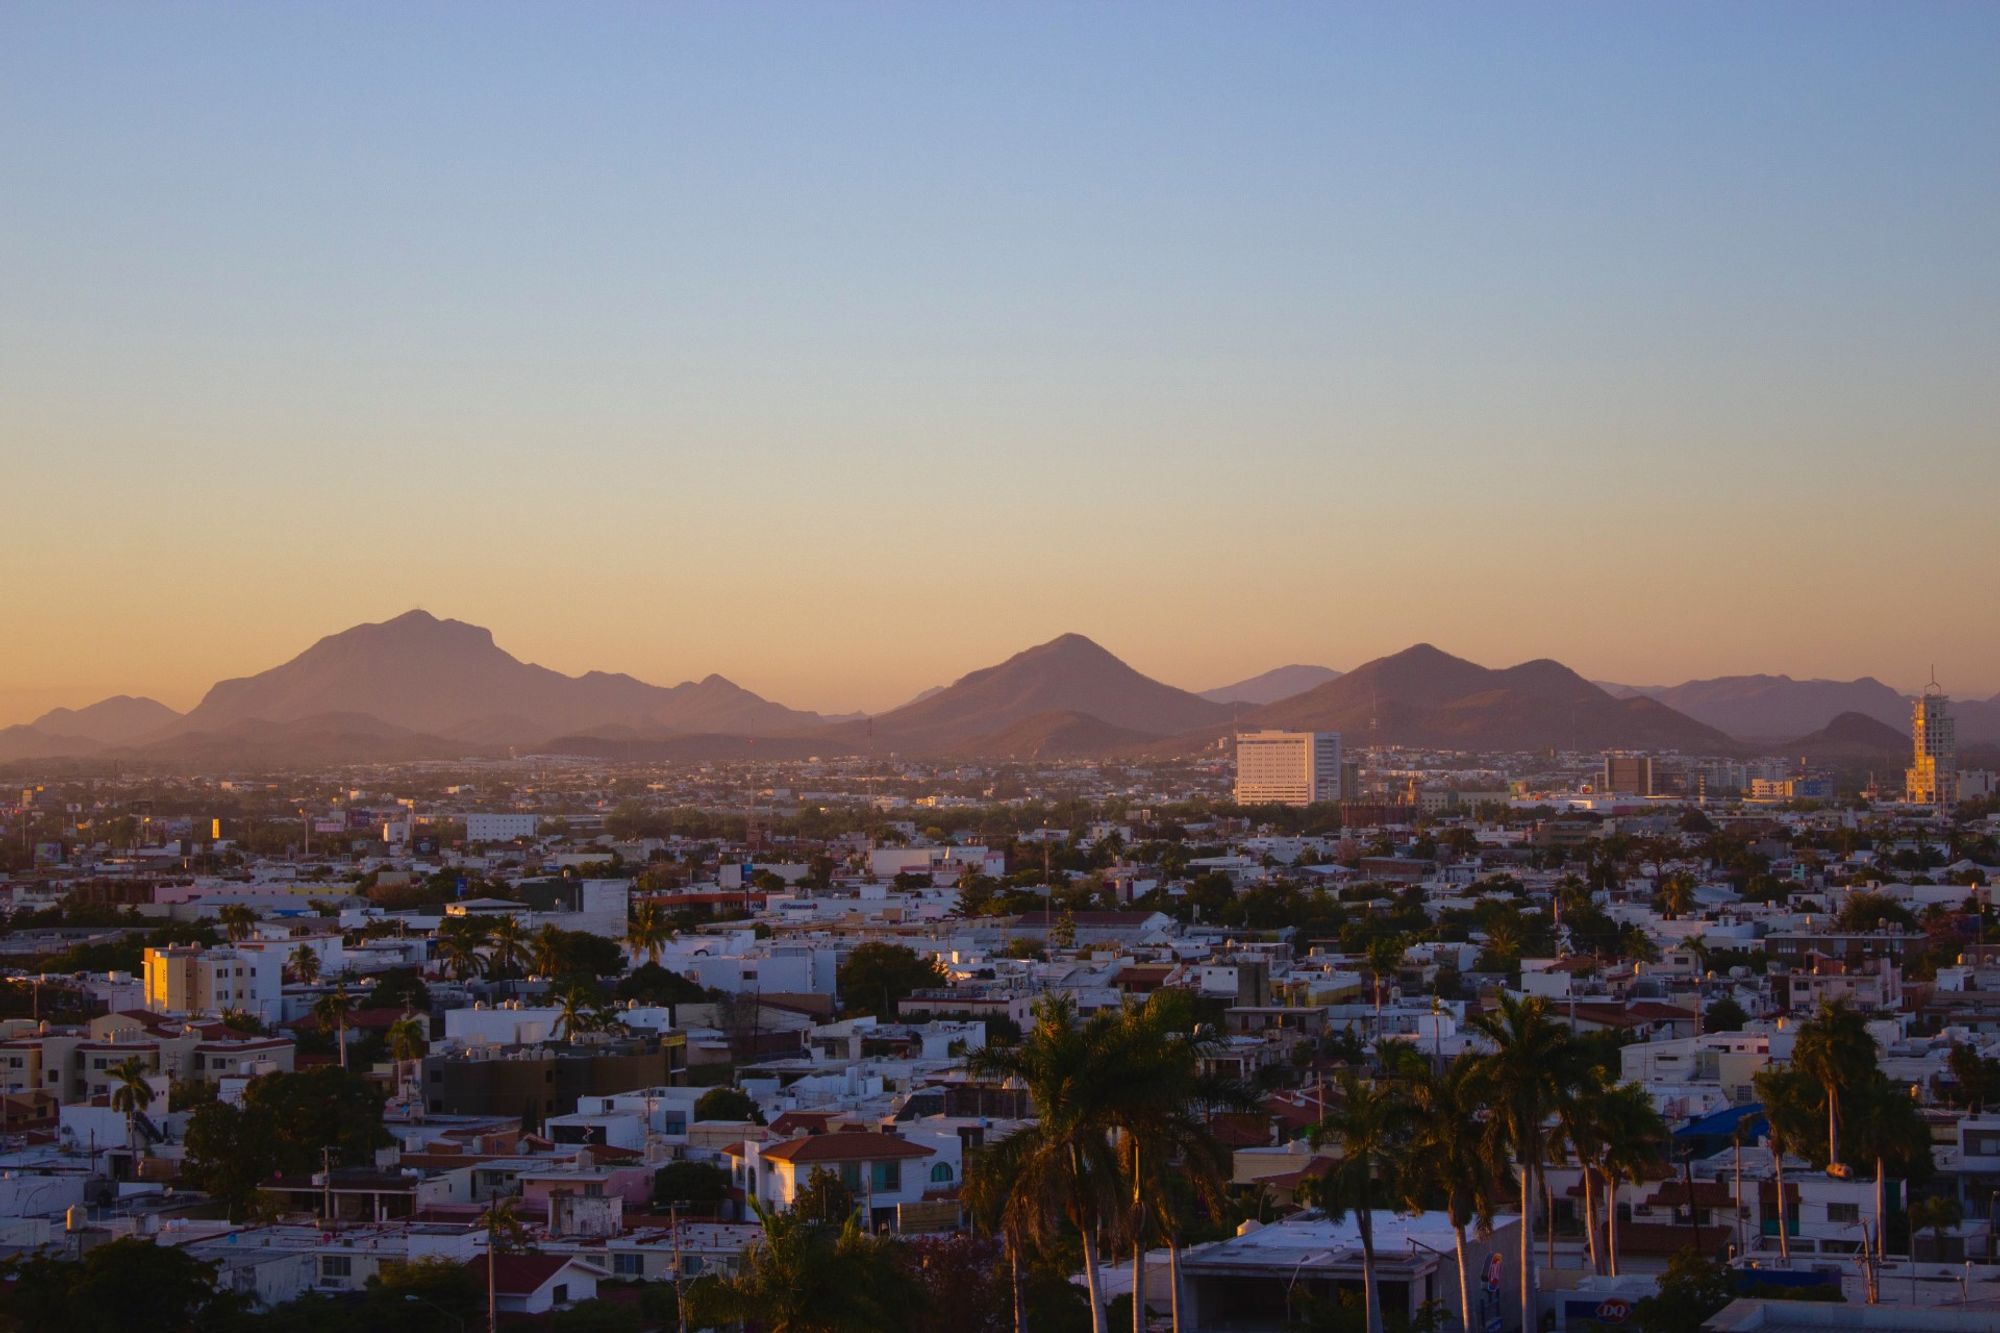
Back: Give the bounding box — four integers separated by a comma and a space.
1601, 673, 2000, 745
5, 609, 1994, 767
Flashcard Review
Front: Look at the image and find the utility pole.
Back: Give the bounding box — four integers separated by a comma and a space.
1680, 1151, 1701, 1251
669, 1198, 689, 1333
321, 1146, 333, 1230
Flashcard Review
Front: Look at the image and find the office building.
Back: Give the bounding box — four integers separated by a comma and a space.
1602, 752, 1654, 796
1234, 731, 1342, 806
1905, 686, 1957, 810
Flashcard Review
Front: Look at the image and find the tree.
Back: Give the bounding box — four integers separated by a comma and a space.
1844, 1075, 1934, 1272
1791, 999, 1877, 1167
1908, 1194, 1962, 1263
1307, 1070, 1412, 1333
314, 987, 354, 1071
218, 903, 257, 943
1834, 892, 1918, 934
1365, 934, 1405, 1033
435, 917, 490, 981
1753, 1066, 1821, 1261
1631, 1246, 1732, 1333
387, 1014, 427, 1110
181, 1067, 392, 1219
687, 1201, 916, 1333
653, 1160, 732, 1213
365, 967, 431, 1012
967, 994, 1129, 1333
623, 899, 674, 965
616, 961, 710, 1007
1469, 994, 1583, 1333
1595, 1081, 1669, 1277
837, 942, 946, 1019
1102, 989, 1238, 1333
288, 942, 322, 985
794, 1165, 858, 1222
1399, 1055, 1504, 1330
1653, 872, 1697, 920
486, 914, 531, 978
1704, 997, 1749, 1033
108, 1056, 154, 1153
0, 1236, 227, 1332
694, 1085, 763, 1123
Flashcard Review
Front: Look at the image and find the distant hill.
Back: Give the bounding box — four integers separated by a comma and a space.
1957, 695, 2000, 746
0, 694, 184, 762
171, 610, 824, 743
1199, 664, 1341, 706
949, 709, 1158, 761
1235, 644, 1734, 752
31, 695, 181, 744
1620, 674, 1911, 738
1780, 711, 1911, 763
831, 633, 1232, 755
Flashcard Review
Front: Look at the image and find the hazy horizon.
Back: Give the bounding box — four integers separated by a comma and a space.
0, 608, 1989, 730
5, 4, 1997, 725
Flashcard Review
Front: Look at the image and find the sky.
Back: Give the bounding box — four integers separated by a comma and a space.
3, 3, 1998, 725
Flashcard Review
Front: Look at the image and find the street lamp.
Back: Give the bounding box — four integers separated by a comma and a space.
1286, 1249, 1334, 1326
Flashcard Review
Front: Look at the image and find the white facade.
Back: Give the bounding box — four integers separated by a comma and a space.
142, 945, 284, 1023
465, 813, 540, 843
1234, 730, 1342, 806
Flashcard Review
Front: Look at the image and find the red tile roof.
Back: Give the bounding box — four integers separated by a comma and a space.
760, 1132, 934, 1165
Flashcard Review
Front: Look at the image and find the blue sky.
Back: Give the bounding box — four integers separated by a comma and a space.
2, 4, 1996, 718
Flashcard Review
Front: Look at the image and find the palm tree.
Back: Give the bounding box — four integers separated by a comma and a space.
485, 915, 530, 979
1103, 990, 1237, 1333
1753, 1066, 1821, 1261
1845, 1076, 1934, 1275
314, 988, 354, 1071
1397, 1056, 1502, 1333
218, 904, 256, 943
530, 923, 566, 979
436, 917, 491, 982
1553, 1066, 1614, 1275
553, 986, 596, 1042
624, 900, 673, 966
963, 1135, 1032, 1333
1593, 1081, 1668, 1277
480, 1196, 530, 1333
109, 1056, 154, 1153
287, 943, 321, 986
1469, 994, 1580, 1333
1654, 870, 1697, 920
1791, 999, 1877, 1168
387, 1013, 428, 1111
967, 994, 1127, 1333
1306, 1069, 1412, 1333
1366, 935, 1405, 1035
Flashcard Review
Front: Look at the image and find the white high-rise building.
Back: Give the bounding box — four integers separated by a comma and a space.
1234, 730, 1342, 806
1906, 686, 1957, 810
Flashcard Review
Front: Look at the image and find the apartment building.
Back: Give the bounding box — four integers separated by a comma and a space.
1234, 731, 1342, 807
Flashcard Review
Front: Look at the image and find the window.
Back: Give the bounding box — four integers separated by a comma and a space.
839, 1162, 862, 1191
930, 1163, 953, 1184
682, 1256, 705, 1275
870, 1160, 901, 1192
320, 1256, 352, 1280
552, 1284, 568, 1305
1828, 1203, 1860, 1223
612, 1253, 644, 1277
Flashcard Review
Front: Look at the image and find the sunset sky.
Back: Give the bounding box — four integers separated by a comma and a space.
4, 4, 1997, 725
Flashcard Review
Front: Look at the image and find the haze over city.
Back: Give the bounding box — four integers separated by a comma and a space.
5, 3, 1999, 725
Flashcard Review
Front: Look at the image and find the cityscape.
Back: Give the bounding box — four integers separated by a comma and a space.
4, 6, 1999, 1333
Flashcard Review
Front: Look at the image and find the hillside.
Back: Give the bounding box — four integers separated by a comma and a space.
948, 709, 1158, 761
841, 633, 1231, 754
1236, 644, 1734, 752
1625, 674, 1911, 737
1779, 711, 1911, 763
1199, 664, 1341, 706
171, 610, 823, 743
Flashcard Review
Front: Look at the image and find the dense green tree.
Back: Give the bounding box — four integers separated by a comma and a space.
1631, 1247, 1732, 1333
693, 1085, 763, 1123
653, 1159, 732, 1213
0, 1236, 228, 1332
1307, 1070, 1413, 1333
615, 961, 712, 1006
181, 1067, 390, 1218
837, 942, 947, 1019
1704, 997, 1749, 1033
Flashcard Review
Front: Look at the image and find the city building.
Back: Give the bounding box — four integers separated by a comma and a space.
1603, 752, 1655, 796
1234, 731, 1342, 807
1906, 683, 1957, 810
141, 945, 284, 1023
